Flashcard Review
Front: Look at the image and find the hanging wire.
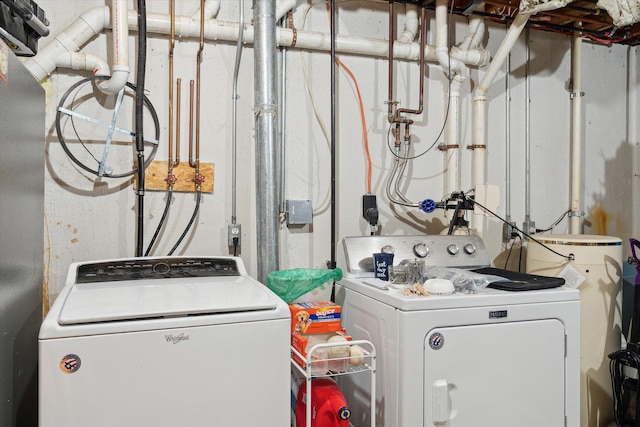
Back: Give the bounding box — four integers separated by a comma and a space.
535, 209, 571, 233
144, 188, 173, 256
167, 190, 202, 256
471, 195, 575, 261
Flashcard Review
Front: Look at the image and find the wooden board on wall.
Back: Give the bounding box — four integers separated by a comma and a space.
138, 160, 214, 193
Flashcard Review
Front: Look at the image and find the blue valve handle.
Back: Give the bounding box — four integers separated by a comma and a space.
421, 199, 437, 213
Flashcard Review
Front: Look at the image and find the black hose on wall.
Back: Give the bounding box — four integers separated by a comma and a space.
135, 0, 147, 257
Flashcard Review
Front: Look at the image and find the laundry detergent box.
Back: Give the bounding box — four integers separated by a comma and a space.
289, 302, 342, 335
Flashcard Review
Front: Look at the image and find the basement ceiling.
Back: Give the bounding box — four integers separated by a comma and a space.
399, 0, 640, 45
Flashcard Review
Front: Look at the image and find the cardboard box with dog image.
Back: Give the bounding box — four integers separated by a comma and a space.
289, 302, 342, 335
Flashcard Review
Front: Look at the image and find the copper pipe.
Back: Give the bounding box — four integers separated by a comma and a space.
195, 0, 205, 174
395, 6, 426, 121
168, 0, 175, 175
189, 79, 195, 167
387, 1, 395, 123
174, 78, 181, 166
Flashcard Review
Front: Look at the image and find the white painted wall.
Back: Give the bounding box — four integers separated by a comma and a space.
34, 1, 639, 306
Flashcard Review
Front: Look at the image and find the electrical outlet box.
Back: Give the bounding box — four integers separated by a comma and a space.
228, 224, 241, 247
503, 221, 517, 241
286, 200, 312, 225
522, 220, 536, 237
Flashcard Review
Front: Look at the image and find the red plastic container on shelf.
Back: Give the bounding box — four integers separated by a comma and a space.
295, 378, 351, 427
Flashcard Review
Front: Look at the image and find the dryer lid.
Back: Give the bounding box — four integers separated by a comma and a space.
58, 275, 279, 325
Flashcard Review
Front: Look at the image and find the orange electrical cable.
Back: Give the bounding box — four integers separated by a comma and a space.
327, 4, 372, 193
335, 57, 372, 193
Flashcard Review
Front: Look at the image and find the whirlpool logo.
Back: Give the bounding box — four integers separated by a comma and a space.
165, 333, 190, 344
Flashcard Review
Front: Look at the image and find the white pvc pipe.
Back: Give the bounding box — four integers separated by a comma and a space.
471, 11, 531, 236
24, 6, 109, 81
435, 0, 465, 76
445, 75, 466, 195
191, 0, 220, 20
275, 0, 296, 21
398, 3, 419, 43
98, 0, 130, 95
569, 30, 583, 234
55, 52, 109, 76
26, 5, 491, 82
459, 11, 485, 51
524, 28, 532, 229
435, 0, 482, 197
505, 43, 512, 223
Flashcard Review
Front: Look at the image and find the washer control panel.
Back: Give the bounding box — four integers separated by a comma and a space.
76, 257, 240, 283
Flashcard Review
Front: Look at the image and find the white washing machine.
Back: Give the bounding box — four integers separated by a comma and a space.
39, 256, 291, 427
334, 235, 580, 427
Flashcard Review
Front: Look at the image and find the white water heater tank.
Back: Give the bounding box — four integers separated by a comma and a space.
526, 234, 622, 427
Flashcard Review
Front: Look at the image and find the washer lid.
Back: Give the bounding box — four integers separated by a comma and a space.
58, 275, 278, 325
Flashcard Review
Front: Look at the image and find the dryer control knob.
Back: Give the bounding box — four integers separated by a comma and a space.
447, 244, 459, 255
413, 243, 429, 258
464, 243, 476, 255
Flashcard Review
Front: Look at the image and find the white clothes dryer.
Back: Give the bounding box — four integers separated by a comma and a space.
335, 235, 580, 427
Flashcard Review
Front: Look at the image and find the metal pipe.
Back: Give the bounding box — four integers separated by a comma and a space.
279, 12, 288, 215
395, 7, 427, 121
175, 78, 181, 167
168, 0, 176, 175
232, 0, 245, 224
505, 27, 512, 223
387, 1, 395, 122
569, 27, 583, 234
254, 0, 279, 283
524, 27, 532, 230
192, 0, 205, 176
189, 79, 194, 167
329, 0, 337, 269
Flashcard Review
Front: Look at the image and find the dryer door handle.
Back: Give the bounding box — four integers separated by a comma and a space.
432, 379, 450, 424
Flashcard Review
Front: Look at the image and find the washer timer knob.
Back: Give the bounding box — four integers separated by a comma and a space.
153, 262, 170, 274
464, 243, 476, 254
447, 244, 459, 255
413, 243, 429, 258
381, 245, 395, 254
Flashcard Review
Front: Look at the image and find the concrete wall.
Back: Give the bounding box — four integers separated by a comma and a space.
35, 1, 639, 306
